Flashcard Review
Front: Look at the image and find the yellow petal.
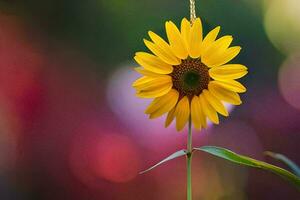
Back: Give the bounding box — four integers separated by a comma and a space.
212, 80, 247, 93
199, 102, 207, 128
181, 18, 191, 50
200, 26, 221, 54
175, 96, 190, 131
203, 89, 228, 116
208, 82, 242, 105
133, 75, 171, 90
146, 89, 179, 119
143, 39, 181, 66
134, 67, 164, 77
132, 76, 155, 87
209, 46, 242, 68
145, 89, 178, 114
166, 21, 188, 59
136, 82, 173, 98
188, 18, 203, 58
134, 52, 173, 74
191, 96, 202, 130
209, 64, 248, 80
165, 107, 176, 128
199, 94, 219, 124
202, 35, 233, 66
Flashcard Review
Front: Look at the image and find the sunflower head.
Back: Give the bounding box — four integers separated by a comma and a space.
133, 18, 248, 131
171, 58, 210, 99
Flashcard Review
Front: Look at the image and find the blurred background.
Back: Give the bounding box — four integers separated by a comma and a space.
0, 0, 299, 199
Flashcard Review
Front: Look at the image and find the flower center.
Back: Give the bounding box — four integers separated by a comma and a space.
171, 58, 210, 99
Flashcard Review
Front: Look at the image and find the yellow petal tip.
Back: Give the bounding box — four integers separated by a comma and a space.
149, 114, 156, 119
165, 121, 172, 128
236, 101, 242, 105
176, 126, 184, 132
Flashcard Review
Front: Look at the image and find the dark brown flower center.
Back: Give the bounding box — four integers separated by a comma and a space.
170, 58, 210, 99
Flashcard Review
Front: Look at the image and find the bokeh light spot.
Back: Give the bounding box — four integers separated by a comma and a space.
279, 53, 300, 110
92, 134, 140, 183
69, 123, 140, 187
264, 0, 300, 54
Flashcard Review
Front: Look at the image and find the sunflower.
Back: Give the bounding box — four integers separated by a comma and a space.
133, 18, 248, 131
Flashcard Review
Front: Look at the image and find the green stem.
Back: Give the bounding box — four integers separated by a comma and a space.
187, 117, 192, 200
187, 1, 196, 199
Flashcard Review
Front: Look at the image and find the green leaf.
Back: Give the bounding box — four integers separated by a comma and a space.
264, 151, 300, 177
140, 149, 187, 174
194, 146, 300, 189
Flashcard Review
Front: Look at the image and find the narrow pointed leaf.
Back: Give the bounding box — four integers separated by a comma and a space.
140, 149, 187, 174
265, 151, 300, 177
194, 146, 300, 189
